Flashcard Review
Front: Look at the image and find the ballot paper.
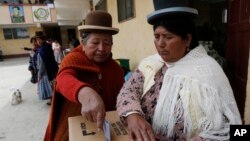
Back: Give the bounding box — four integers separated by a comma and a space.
68, 110, 128, 141
103, 120, 111, 141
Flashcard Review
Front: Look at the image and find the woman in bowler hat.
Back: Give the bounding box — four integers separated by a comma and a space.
35, 31, 58, 104
116, 0, 241, 140
44, 11, 124, 141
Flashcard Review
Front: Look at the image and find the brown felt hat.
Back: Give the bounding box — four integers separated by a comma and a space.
35, 31, 45, 38
78, 11, 119, 35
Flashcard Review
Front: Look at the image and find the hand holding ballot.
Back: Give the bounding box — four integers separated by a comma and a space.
77, 87, 106, 131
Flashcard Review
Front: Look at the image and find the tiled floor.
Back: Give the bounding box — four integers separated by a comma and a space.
0, 57, 50, 141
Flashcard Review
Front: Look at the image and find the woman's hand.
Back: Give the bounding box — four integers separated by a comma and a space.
125, 114, 156, 141
78, 87, 106, 131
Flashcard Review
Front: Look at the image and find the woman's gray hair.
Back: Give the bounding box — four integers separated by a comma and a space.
81, 32, 90, 45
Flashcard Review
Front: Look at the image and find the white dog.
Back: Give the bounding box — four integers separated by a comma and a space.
11, 89, 22, 105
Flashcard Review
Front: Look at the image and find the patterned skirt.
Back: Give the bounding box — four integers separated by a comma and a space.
38, 75, 53, 100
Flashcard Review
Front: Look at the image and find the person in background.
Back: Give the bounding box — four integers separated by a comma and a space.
28, 36, 40, 83
44, 11, 124, 141
116, 0, 242, 141
21, 37, 40, 83
35, 31, 58, 105
46, 38, 53, 45
70, 38, 80, 48
52, 39, 63, 64
0, 46, 3, 61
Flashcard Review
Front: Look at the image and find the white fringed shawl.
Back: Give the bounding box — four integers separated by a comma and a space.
138, 46, 242, 140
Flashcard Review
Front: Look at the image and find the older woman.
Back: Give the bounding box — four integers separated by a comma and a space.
44, 11, 124, 141
116, 0, 241, 141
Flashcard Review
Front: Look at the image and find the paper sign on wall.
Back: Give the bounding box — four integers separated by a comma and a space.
32, 6, 51, 22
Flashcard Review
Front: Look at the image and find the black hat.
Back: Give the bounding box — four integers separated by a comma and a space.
147, 0, 198, 25
78, 11, 119, 35
35, 31, 45, 38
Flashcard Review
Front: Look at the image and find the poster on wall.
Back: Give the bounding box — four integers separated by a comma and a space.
9, 5, 25, 23
32, 6, 51, 22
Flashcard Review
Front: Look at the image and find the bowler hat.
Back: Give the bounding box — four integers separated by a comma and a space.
78, 11, 119, 35
147, 0, 198, 24
35, 31, 45, 38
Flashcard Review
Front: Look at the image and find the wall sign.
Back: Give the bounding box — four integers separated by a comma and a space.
9, 5, 25, 23
32, 6, 51, 22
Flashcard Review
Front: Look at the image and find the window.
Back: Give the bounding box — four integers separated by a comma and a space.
117, 0, 134, 22
3, 28, 29, 40
95, 0, 107, 11
3, 28, 13, 39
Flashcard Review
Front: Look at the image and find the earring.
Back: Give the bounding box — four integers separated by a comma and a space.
186, 47, 190, 52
